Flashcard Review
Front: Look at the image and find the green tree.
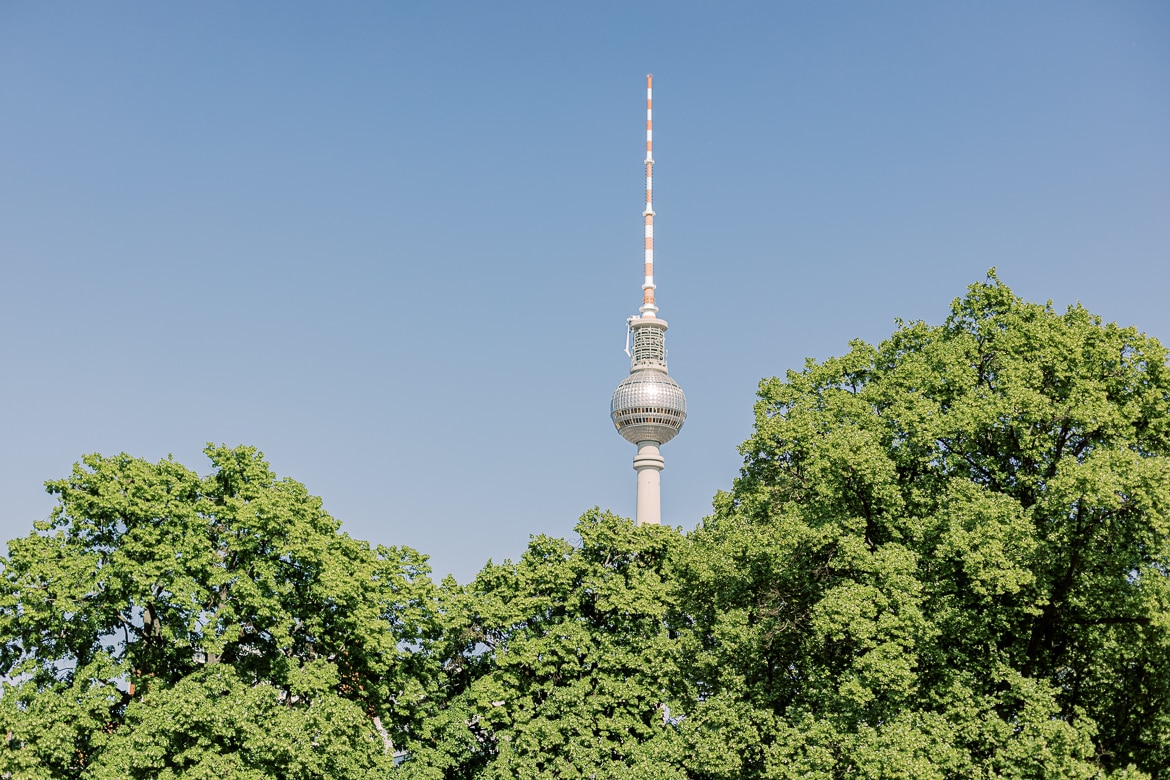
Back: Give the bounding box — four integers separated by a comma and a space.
0, 445, 435, 779
675, 273, 1169, 778
401, 510, 686, 780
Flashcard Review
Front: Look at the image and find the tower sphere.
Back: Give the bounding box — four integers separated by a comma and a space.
610, 369, 687, 445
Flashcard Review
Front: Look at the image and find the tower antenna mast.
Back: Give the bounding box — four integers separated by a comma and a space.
642, 74, 657, 317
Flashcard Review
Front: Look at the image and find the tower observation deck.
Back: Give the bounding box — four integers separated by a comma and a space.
610, 75, 687, 526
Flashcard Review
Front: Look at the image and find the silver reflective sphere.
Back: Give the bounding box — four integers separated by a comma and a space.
611, 370, 687, 445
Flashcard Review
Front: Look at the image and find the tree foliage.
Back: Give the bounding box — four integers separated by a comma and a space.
0, 445, 434, 779
402, 510, 686, 779
675, 273, 1170, 778
2, 274, 1168, 778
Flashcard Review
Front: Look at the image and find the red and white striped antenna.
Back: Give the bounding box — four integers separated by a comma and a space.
640, 74, 658, 317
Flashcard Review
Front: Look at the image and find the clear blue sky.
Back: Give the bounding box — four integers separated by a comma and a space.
2, 2, 1167, 581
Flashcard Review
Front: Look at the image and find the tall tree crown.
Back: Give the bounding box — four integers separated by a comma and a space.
682, 273, 1170, 777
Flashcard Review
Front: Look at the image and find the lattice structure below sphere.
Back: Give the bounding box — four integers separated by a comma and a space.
611, 370, 687, 444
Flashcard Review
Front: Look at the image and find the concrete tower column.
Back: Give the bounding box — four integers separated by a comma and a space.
633, 442, 665, 525
609, 75, 686, 528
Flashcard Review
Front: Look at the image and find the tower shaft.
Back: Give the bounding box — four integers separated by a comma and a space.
634, 443, 665, 526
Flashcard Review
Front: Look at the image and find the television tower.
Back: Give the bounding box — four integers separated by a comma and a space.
610, 74, 687, 526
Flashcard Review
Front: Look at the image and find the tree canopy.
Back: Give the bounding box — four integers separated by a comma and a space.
675, 273, 1170, 778
2, 274, 1168, 779
403, 510, 685, 780
0, 445, 434, 779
